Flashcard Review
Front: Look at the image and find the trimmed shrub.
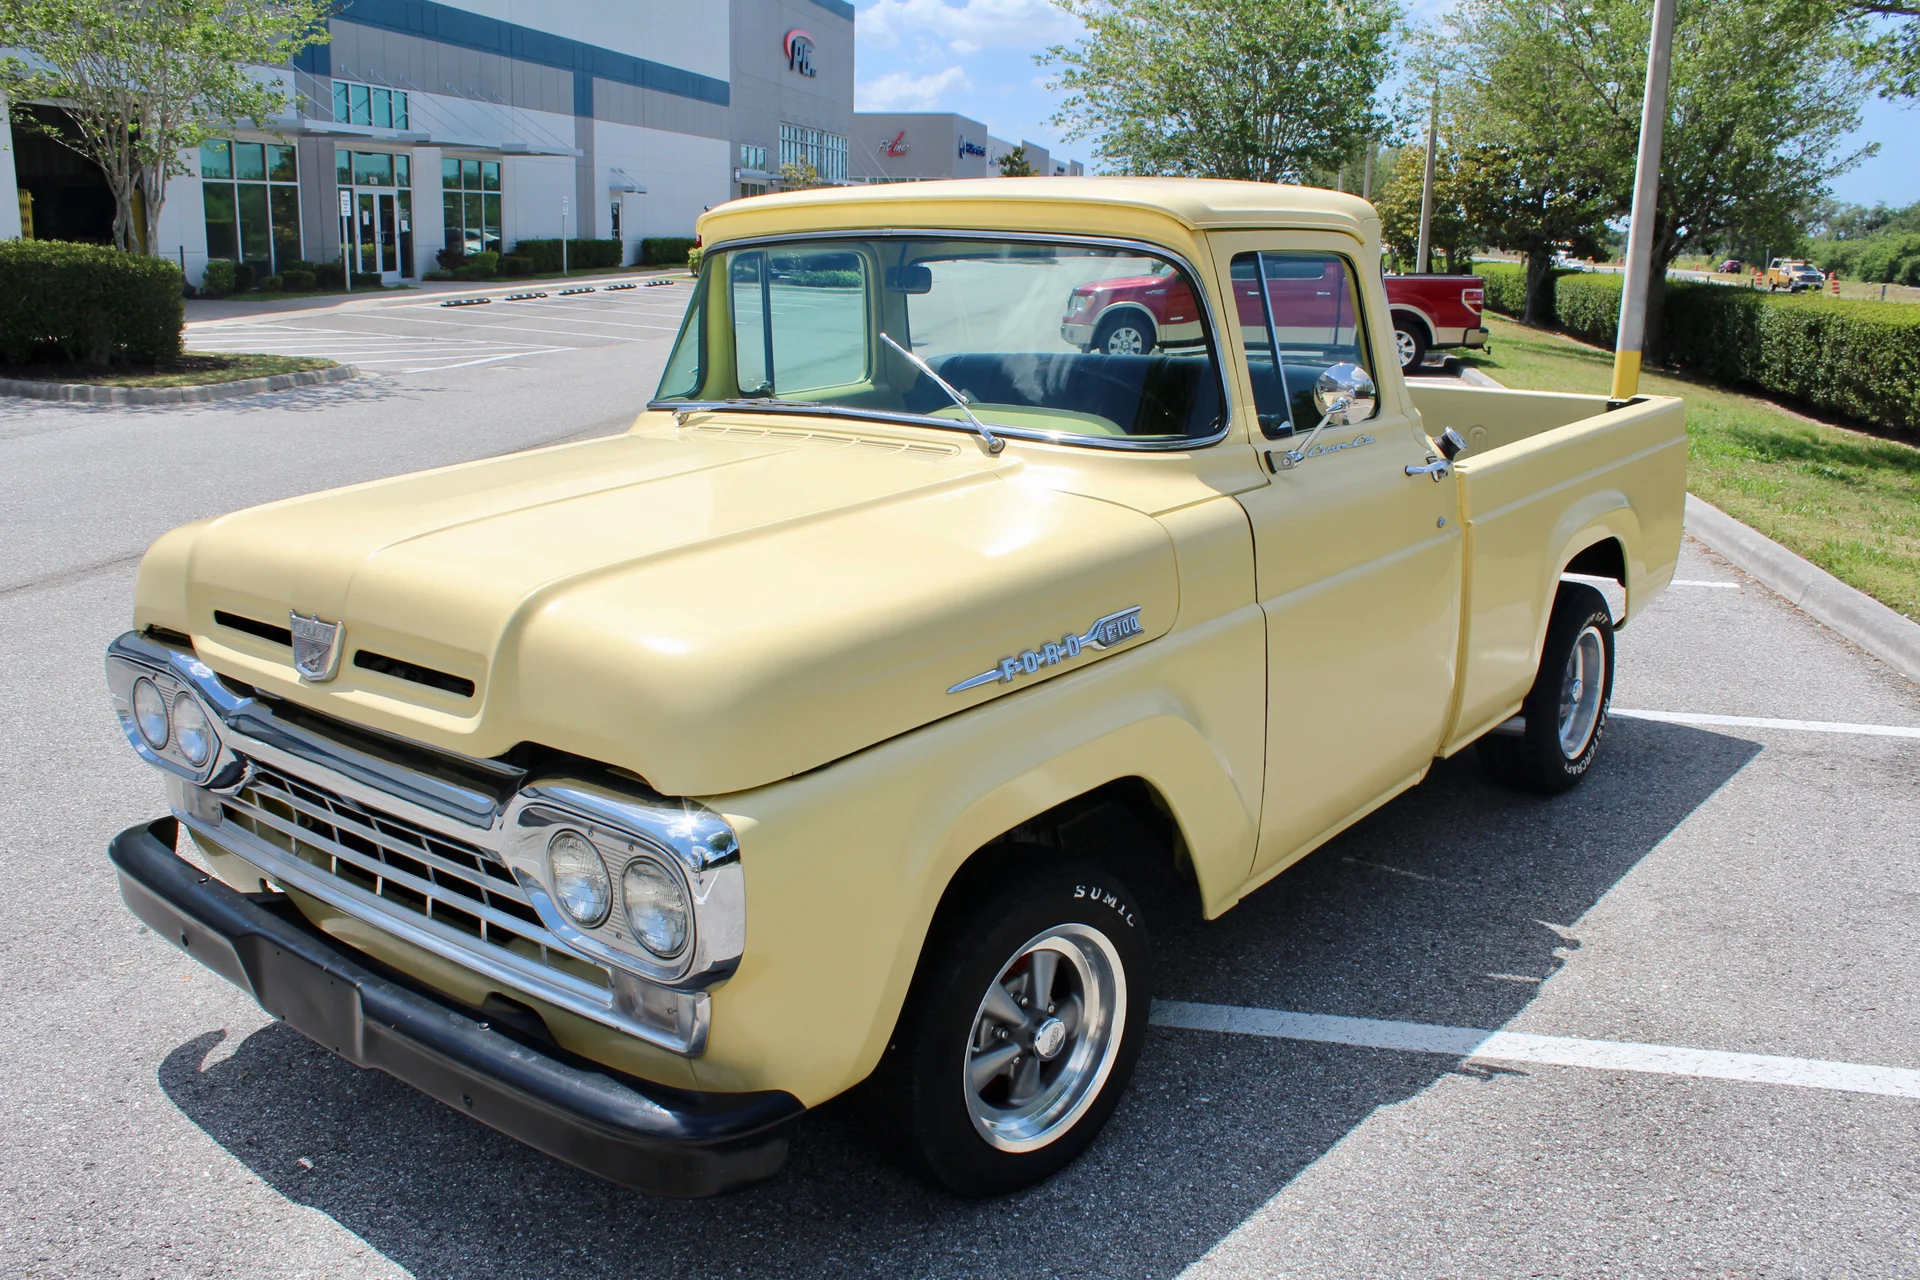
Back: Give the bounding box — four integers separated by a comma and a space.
281, 269, 317, 292
201, 258, 238, 298
640, 236, 697, 266
783, 269, 862, 288
280, 258, 317, 275
687, 246, 704, 275
1474, 262, 1530, 319
450, 250, 499, 282
260, 274, 285, 293
0, 240, 184, 366
498, 254, 535, 276
232, 262, 255, 293
510, 238, 623, 272
1477, 261, 1920, 433
422, 269, 452, 281
313, 261, 343, 289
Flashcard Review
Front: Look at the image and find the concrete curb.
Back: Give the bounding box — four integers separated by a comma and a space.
1684, 493, 1920, 683
0, 363, 360, 405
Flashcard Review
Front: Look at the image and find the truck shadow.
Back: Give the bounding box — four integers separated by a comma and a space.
157, 717, 1759, 1280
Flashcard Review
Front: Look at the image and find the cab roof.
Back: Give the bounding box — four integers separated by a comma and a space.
696, 177, 1380, 249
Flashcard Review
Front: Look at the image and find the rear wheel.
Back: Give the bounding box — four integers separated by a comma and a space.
1093, 313, 1156, 356
1393, 315, 1429, 372
1479, 582, 1615, 794
874, 854, 1149, 1196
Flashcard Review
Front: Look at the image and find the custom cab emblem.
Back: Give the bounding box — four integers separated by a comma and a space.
289, 612, 345, 681
947, 607, 1144, 694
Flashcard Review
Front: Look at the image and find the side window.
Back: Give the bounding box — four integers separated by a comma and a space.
1230, 251, 1373, 438
729, 248, 869, 396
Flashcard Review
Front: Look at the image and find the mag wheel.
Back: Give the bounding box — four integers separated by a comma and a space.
1094, 314, 1155, 356
875, 855, 1149, 1196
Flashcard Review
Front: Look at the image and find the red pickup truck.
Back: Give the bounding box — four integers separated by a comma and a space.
1062, 263, 1487, 372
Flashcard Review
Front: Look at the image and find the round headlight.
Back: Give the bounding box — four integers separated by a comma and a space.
623, 858, 689, 959
547, 830, 612, 927
131, 678, 169, 750
170, 696, 214, 767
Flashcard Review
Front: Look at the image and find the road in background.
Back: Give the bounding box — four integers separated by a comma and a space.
1, 308, 1916, 1277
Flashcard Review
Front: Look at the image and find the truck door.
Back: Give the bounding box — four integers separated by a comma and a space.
1215, 237, 1464, 879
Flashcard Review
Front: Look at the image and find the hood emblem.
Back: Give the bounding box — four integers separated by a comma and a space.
948, 607, 1144, 694
289, 612, 346, 682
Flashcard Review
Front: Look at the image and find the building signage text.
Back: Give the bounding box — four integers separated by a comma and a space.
784, 29, 816, 77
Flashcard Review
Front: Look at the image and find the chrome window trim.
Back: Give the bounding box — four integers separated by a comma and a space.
650, 228, 1236, 454
105, 630, 743, 1057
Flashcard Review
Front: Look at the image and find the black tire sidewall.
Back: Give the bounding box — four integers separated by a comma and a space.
1394, 316, 1428, 371
1520, 583, 1615, 787
881, 856, 1151, 1197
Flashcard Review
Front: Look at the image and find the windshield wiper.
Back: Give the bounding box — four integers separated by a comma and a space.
879, 332, 1004, 455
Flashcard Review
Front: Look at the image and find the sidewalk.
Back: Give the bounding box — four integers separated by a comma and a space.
184, 264, 693, 325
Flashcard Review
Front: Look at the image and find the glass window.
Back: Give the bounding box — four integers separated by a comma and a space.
463, 192, 483, 241
200, 140, 231, 181
482, 194, 501, 252
353, 151, 393, 187
332, 81, 350, 124
267, 144, 297, 183
481, 161, 500, 192
394, 154, 410, 189
461, 159, 480, 189
657, 237, 1224, 446
269, 184, 301, 268
443, 157, 460, 190
237, 183, 271, 274
350, 83, 370, 126
202, 183, 237, 260
393, 92, 408, 130
372, 87, 392, 129
443, 193, 462, 254
1230, 251, 1372, 438
234, 142, 265, 182
336, 148, 351, 186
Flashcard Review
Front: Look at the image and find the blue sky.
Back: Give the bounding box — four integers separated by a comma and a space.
851, 0, 1917, 208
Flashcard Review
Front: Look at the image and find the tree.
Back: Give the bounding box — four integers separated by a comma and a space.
778, 159, 823, 189
1793, 1, 1920, 97
1374, 145, 1485, 274
0, 0, 328, 254
1039, 0, 1399, 182
997, 144, 1036, 177
1446, 0, 1869, 359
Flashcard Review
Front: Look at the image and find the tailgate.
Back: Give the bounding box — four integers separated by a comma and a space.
1419, 386, 1687, 747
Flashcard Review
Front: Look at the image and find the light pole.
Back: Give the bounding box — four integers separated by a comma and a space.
1611, 0, 1678, 401
1415, 85, 1438, 274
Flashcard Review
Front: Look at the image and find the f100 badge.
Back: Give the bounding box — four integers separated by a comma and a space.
947, 607, 1145, 694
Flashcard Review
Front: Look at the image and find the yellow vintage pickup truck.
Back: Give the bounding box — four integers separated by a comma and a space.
105, 178, 1684, 1199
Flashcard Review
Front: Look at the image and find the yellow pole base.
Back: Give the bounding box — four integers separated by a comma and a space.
1611, 349, 1642, 401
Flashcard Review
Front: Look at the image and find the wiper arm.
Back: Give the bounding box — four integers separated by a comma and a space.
879, 332, 1004, 455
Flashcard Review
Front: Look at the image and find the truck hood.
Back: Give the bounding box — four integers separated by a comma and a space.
150, 422, 1178, 796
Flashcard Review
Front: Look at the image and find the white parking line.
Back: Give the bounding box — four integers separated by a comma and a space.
1669, 579, 1741, 589
1151, 1001, 1920, 1100
1611, 709, 1920, 739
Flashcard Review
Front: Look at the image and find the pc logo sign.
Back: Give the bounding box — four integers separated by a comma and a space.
784, 29, 816, 77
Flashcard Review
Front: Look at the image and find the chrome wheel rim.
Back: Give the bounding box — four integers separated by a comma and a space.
1396, 329, 1418, 367
964, 923, 1125, 1153
1104, 326, 1145, 355
1557, 624, 1607, 757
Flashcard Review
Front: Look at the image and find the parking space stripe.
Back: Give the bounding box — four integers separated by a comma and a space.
1610, 709, 1920, 738
1151, 1001, 1920, 1100
1669, 579, 1742, 588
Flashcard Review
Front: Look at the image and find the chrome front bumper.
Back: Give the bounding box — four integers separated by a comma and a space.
104, 630, 743, 1057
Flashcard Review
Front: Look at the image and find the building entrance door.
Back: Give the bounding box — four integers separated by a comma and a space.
341, 183, 413, 281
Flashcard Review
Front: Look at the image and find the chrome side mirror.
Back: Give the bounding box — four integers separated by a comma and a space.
1312, 362, 1377, 426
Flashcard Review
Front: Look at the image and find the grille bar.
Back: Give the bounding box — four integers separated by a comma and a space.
220, 765, 609, 993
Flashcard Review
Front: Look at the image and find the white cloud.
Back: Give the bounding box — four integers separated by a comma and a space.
859, 0, 1082, 51
856, 65, 975, 111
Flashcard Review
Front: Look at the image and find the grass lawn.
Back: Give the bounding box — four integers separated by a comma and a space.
1, 352, 335, 388
1455, 315, 1920, 621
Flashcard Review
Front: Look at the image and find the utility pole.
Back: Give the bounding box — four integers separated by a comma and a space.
1416, 85, 1438, 274
1611, 0, 1678, 401
1362, 142, 1375, 201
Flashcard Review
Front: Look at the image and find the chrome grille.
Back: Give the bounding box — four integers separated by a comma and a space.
222, 764, 609, 991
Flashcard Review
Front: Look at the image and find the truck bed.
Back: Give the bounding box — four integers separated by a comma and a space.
1407, 383, 1689, 751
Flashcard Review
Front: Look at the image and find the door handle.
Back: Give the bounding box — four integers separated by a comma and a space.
1406, 456, 1451, 481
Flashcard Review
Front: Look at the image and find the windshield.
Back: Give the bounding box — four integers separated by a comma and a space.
652, 236, 1226, 447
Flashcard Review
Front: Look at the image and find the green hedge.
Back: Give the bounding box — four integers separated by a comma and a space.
1476, 261, 1920, 432
511, 238, 623, 272
0, 240, 183, 366
640, 236, 697, 266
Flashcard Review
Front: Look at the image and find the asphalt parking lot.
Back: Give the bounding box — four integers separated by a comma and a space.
1, 303, 1916, 1277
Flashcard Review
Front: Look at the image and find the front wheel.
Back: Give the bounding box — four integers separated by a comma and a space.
1093, 313, 1156, 356
1479, 581, 1615, 794
873, 855, 1149, 1196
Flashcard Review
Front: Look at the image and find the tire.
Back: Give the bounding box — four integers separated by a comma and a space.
873, 854, 1150, 1196
1393, 315, 1429, 372
1092, 312, 1156, 356
1478, 581, 1615, 794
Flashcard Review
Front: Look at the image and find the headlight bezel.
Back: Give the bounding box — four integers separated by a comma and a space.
132, 677, 170, 750
170, 695, 215, 767
546, 828, 614, 928
107, 642, 234, 786
621, 854, 691, 959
